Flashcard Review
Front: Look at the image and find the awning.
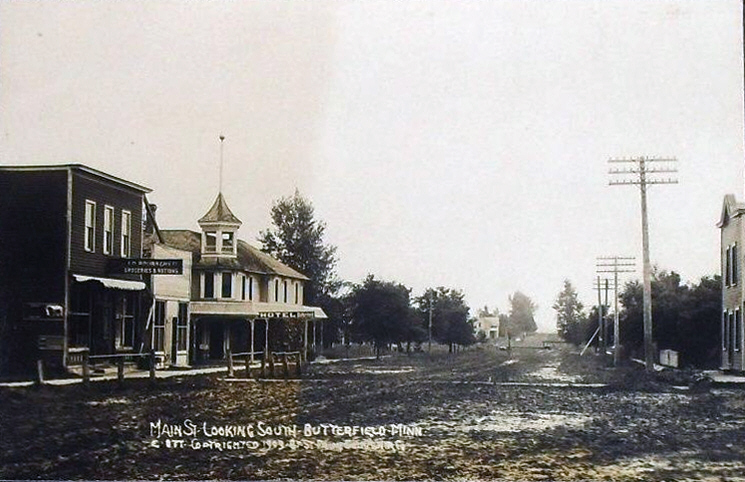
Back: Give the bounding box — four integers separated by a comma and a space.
73, 274, 146, 291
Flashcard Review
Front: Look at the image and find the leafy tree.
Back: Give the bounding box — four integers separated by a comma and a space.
259, 189, 339, 304
506, 291, 538, 337
680, 275, 721, 367
259, 190, 342, 344
619, 270, 721, 367
415, 287, 475, 352
553, 280, 587, 345
348, 275, 418, 357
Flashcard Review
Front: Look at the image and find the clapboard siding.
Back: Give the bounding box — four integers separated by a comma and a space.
69, 170, 144, 277
0, 170, 68, 306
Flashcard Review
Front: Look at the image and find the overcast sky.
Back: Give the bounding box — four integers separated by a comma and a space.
1, 0, 743, 331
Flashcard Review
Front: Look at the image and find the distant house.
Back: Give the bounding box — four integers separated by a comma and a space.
718, 194, 745, 371
158, 192, 326, 365
477, 316, 500, 340
0, 165, 151, 376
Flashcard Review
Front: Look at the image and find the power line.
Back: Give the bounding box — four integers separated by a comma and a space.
609, 156, 678, 372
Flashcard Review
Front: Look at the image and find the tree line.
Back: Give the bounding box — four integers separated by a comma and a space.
259, 190, 498, 355
554, 271, 720, 368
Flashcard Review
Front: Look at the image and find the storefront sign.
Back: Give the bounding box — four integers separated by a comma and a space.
108, 259, 183, 275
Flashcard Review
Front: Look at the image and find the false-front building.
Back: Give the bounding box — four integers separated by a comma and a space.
0, 165, 151, 376
719, 194, 745, 371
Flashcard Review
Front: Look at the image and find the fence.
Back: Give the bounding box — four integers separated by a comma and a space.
61, 348, 157, 386
227, 349, 302, 379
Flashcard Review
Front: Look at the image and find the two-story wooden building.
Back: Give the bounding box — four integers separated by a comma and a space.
719, 194, 745, 371
0, 165, 151, 377
159, 192, 326, 365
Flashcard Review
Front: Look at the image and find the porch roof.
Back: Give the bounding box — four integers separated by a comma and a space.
190, 300, 327, 319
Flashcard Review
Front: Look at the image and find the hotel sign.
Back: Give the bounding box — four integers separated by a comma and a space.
108, 259, 183, 275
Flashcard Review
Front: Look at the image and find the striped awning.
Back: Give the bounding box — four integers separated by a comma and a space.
73, 274, 146, 291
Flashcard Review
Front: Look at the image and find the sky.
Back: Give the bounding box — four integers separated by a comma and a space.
1, 0, 743, 332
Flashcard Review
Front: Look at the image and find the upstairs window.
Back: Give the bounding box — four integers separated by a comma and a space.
222, 232, 234, 253
205, 231, 217, 253
283, 280, 288, 303
248, 276, 254, 301
733, 243, 739, 285
275, 279, 279, 302
222, 272, 233, 299
241, 276, 246, 301
295, 283, 299, 304
726, 247, 732, 286
121, 210, 131, 258
84, 200, 96, 252
204, 273, 215, 299
103, 206, 114, 255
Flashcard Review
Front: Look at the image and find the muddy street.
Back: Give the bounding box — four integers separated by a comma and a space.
1, 338, 745, 480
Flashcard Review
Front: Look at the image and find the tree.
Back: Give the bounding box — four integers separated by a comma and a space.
259, 190, 342, 345
619, 270, 721, 367
506, 291, 538, 337
347, 275, 419, 357
259, 190, 339, 303
415, 287, 475, 352
553, 280, 587, 345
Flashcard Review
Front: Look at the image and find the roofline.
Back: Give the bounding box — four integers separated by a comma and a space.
0, 164, 152, 193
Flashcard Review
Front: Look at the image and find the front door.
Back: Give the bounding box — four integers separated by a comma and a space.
209, 323, 224, 359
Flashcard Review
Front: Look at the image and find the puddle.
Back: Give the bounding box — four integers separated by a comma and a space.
527, 364, 581, 383
352, 366, 415, 375
418, 409, 591, 433
86, 397, 131, 406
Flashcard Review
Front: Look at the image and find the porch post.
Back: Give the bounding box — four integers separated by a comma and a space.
250, 318, 255, 365
224, 323, 231, 359
303, 318, 309, 362
264, 318, 269, 358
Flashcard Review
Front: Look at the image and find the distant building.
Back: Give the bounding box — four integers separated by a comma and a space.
718, 194, 745, 371
0, 165, 151, 376
477, 316, 500, 340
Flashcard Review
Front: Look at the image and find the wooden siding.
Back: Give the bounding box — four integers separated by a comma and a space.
69, 170, 144, 278
0, 170, 68, 375
0, 170, 68, 306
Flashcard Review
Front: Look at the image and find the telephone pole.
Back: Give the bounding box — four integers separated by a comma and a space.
609, 157, 677, 371
592, 276, 613, 352
597, 256, 636, 367
428, 297, 433, 354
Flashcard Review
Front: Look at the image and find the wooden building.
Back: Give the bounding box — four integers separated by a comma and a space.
159, 192, 326, 365
0, 165, 151, 377
719, 194, 745, 371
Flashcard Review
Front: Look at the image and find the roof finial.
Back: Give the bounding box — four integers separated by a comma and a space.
219, 134, 225, 194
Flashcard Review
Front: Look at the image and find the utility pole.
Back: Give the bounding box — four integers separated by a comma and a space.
597, 256, 636, 367
592, 276, 614, 352
595, 276, 604, 352
428, 297, 433, 354
609, 157, 676, 371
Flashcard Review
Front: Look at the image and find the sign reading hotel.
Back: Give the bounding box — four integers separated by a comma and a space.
108, 258, 183, 275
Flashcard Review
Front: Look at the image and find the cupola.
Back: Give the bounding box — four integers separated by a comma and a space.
198, 192, 241, 258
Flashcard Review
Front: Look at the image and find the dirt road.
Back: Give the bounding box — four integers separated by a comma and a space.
1, 338, 744, 480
